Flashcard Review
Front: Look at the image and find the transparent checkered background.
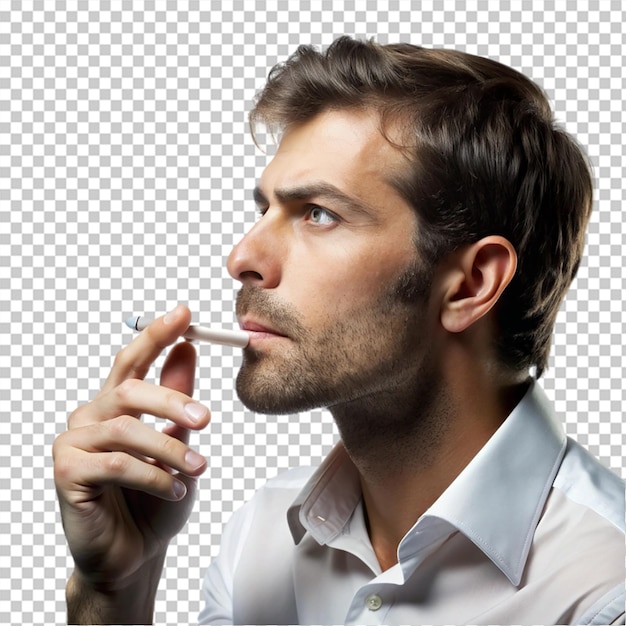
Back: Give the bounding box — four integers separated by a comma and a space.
1, 1, 624, 624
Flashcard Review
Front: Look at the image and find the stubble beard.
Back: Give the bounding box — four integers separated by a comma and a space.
234, 259, 437, 419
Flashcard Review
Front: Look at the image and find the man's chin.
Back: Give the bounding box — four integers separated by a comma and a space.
236, 390, 320, 416
235, 374, 325, 415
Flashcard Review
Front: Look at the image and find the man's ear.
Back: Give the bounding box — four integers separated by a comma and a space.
440, 236, 517, 334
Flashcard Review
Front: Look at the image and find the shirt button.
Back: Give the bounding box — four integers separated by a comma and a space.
366, 594, 383, 611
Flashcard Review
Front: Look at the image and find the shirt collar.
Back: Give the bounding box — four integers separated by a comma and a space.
424, 380, 567, 585
287, 441, 361, 546
287, 380, 567, 586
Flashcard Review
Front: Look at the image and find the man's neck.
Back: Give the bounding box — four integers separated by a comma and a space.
329, 371, 530, 571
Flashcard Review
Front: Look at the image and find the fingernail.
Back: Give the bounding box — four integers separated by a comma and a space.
185, 449, 206, 471
163, 305, 180, 325
184, 402, 207, 423
172, 480, 187, 500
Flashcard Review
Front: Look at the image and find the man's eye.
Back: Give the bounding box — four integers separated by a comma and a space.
308, 206, 336, 225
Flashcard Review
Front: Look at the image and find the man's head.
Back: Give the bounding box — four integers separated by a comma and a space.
247, 37, 593, 378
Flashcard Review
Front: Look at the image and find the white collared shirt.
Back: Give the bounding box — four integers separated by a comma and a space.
199, 382, 625, 625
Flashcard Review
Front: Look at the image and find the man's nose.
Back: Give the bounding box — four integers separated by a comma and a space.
226, 216, 282, 289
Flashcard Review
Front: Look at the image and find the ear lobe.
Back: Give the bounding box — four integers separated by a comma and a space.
441, 236, 517, 333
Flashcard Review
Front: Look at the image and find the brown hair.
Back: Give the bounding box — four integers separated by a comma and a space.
250, 37, 593, 377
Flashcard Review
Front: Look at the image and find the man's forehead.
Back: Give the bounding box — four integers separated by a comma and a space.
256, 109, 410, 202
274, 108, 388, 154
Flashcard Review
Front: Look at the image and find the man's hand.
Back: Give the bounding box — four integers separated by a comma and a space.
53, 305, 210, 624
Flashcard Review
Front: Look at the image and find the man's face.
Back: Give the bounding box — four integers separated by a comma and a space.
227, 109, 439, 415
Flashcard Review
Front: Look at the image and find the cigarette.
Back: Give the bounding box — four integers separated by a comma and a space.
125, 315, 250, 348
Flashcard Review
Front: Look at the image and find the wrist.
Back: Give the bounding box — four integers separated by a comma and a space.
67, 553, 166, 625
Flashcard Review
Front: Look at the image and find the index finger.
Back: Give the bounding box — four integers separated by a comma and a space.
100, 304, 192, 393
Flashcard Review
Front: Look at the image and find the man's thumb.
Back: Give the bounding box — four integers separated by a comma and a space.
160, 340, 197, 396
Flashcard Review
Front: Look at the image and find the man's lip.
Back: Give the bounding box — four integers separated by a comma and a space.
239, 319, 287, 337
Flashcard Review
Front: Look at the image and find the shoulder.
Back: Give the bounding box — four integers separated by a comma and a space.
221, 464, 317, 542
553, 437, 625, 532
217, 464, 319, 560
199, 465, 318, 624
535, 438, 625, 624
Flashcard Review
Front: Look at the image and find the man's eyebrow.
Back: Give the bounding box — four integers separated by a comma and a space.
253, 182, 377, 218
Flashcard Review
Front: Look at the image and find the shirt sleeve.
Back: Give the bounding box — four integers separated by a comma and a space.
197, 497, 258, 625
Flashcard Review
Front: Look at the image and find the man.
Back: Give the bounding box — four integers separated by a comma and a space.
54, 37, 624, 625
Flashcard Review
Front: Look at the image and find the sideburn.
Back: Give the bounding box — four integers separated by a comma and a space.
386, 255, 434, 306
